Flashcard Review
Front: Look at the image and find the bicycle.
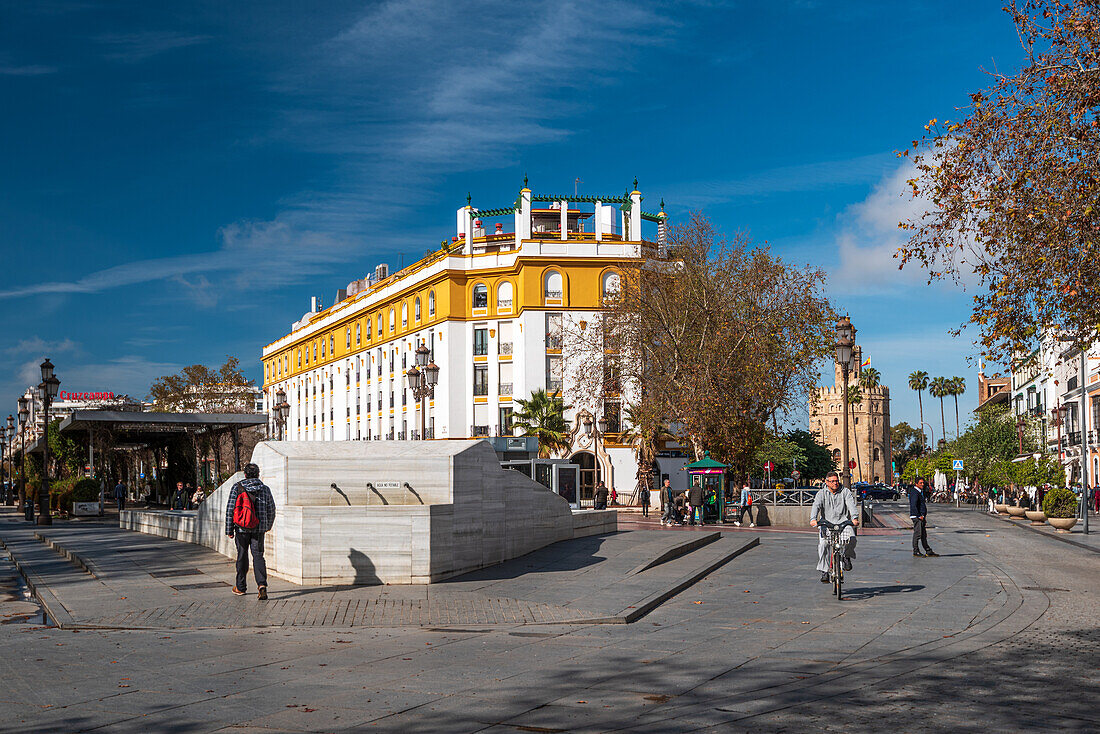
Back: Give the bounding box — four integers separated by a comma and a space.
818, 519, 853, 601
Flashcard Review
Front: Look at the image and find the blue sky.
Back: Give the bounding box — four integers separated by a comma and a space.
0, 1, 1023, 437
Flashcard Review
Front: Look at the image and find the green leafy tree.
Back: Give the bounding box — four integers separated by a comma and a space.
619, 402, 672, 503
512, 389, 572, 458
786, 429, 834, 482
751, 433, 806, 480
859, 367, 881, 389
951, 402, 1019, 487
148, 356, 254, 413
891, 422, 926, 471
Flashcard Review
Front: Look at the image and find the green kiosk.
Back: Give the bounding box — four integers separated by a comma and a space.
685, 452, 730, 524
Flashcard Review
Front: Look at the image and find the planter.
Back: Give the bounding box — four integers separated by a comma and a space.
1007, 505, 1027, 518
995, 503, 1010, 514
1024, 510, 1046, 525
71, 501, 103, 517
1047, 516, 1078, 532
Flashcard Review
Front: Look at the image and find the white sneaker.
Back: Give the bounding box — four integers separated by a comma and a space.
733, 521, 741, 527
749, 523, 756, 527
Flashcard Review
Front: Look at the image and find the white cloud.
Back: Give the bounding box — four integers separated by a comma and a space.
0, 64, 57, 75
96, 32, 211, 62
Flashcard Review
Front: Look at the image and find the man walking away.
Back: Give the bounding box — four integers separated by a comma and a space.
688, 482, 704, 526
910, 477, 938, 557
113, 480, 126, 513
593, 481, 609, 510
225, 463, 277, 600
639, 480, 651, 518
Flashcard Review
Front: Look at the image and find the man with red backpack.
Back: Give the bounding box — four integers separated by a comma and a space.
225, 463, 276, 599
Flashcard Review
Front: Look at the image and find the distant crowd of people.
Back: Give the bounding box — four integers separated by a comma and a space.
655, 479, 756, 528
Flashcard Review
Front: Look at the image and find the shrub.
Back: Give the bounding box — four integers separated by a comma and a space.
1042, 486, 1077, 519
71, 479, 101, 503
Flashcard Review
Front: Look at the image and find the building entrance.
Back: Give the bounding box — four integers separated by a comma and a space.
570, 451, 600, 507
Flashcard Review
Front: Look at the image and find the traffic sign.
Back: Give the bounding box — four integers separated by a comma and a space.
791, 469, 801, 478
763, 461, 775, 472
952, 459, 964, 471
849, 460, 856, 469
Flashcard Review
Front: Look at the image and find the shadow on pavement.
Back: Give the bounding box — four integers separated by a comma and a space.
439, 533, 612, 584
841, 584, 925, 600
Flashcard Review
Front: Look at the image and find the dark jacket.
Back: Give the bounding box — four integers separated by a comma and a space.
594, 485, 610, 504
688, 486, 704, 507
225, 478, 277, 535
909, 487, 928, 518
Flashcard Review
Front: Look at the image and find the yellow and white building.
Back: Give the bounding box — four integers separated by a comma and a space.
260, 180, 667, 501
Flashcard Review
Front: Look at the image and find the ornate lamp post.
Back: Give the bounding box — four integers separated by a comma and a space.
835, 317, 856, 489
273, 388, 290, 441
0, 431, 7, 507
37, 358, 61, 526
405, 343, 439, 440
17, 397, 29, 510
582, 413, 608, 503
3, 415, 12, 505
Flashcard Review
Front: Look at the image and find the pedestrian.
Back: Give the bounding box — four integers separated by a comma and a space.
687, 481, 704, 526
660, 479, 675, 525
113, 480, 126, 513
910, 477, 938, 558
1093, 485, 1099, 514
191, 486, 205, 506
987, 485, 997, 514
639, 481, 651, 518
593, 481, 609, 510
734, 482, 756, 527
184, 483, 196, 509
225, 463, 276, 600
673, 491, 688, 525
172, 481, 186, 509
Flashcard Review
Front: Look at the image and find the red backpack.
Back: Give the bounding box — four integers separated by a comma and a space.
233, 488, 260, 530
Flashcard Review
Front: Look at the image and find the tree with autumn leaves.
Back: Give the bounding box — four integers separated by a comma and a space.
900, 0, 1100, 361
570, 213, 836, 476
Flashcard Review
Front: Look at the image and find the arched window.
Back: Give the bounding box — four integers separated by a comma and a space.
833, 417, 838, 425
873, 448, 881, 461
389, 308, 395, 332
321, 339, 326, 358
414, 297, 421, 322
428, 290, 436, 317
544, 270, 563, 299
356, 322, 361, 345
346, 328, 351, 348
601, 271, 621, 299
832, 449, 841, 460
497, 281, 513, 310
376, 314, 382, 336
473, 283, 488, 309
329, 335, 334, 354
297, 349, 302, 367
401, 302, 408, 327
312, 343, 317, 361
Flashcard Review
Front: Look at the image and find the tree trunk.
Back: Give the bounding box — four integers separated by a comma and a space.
917, 391, 925, 446
939, 399, 946, 447
953, 395, 960, 440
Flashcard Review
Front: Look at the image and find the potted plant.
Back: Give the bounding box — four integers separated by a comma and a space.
71, 478, 103, 517
1024, 507, 1046, 524
1042, 486, 1078, 532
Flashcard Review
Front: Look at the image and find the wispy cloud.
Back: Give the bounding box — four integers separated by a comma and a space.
96, 31, 211, 62
662, 152, 897, 205
0, 64, 57, 76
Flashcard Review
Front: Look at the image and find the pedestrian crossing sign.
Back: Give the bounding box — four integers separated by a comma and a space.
952, 459, 964, 471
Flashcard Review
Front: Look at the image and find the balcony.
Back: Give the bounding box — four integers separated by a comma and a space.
547, 379, 563, 394
497, 424, 515, 437
387, 429, 394, 440
499, 382, 513, 396
473, 383, 489, 397
425, 427, 435, 439
498, 341, 513, 355
545, 290, 563, 299
497, 299, 513, 310
471, 425, 490, 437
398, 431, 407, 440
546, 335, 563, 350
410, 430, 420, 440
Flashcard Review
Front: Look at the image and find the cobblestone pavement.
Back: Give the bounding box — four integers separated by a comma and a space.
0, 504, 1095, 733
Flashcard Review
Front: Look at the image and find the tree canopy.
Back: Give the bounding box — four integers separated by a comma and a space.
148, 357, 254, 413
899, 1, 1100, 361
512, 389, 572, 459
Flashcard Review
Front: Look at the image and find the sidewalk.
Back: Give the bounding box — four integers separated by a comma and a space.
0, 509, 758, 630
988, 510, 1100, 554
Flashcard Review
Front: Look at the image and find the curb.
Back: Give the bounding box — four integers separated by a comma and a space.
0, 535, 78, 629
34, 532, 102, 579
627, 532, 720, 575
990, 512, 1099, 555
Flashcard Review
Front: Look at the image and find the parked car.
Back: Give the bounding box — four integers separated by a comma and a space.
857, 483, 900, 501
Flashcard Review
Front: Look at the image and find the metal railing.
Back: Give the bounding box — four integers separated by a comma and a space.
749, 488, 820, 506
499, 382, 513, 396
546, 335, 563, 350
473, 383, 489, 396
547, 379, 563, 393
497, 299, 513, 309
499, 341, 513, 355
471, 425, 490, 437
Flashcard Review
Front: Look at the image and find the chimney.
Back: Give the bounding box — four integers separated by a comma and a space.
335, 288, 347, 304
375, 263, 389, 281
311, 296, 318, 313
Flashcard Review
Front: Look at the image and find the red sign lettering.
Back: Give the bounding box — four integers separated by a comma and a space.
59, 391, 116, 401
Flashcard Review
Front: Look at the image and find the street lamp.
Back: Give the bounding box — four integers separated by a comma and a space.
3, 415, 12, 505
37, 358, 60, 526
17, 397, 29, 510
835, 316, 856, 489
273, 388, 290, 441
405, 342, 439, 440
581, 413, 609, 505
0, 431, 6, 507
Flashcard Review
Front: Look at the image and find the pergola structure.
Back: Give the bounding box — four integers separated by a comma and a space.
19, 411, 267, 503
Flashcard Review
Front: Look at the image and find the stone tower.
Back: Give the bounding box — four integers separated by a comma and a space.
809, 345, 893, 483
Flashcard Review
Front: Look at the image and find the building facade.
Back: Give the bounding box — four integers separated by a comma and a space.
260, 181, 667, 502
809, 345, 892, 483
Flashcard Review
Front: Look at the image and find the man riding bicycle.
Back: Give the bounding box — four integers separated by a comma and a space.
810, 471, 860, 583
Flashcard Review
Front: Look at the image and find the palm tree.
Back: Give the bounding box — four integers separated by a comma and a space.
513, 389, 572, 458
929, 377, 949, 448
620, 403, 672, 505
846, 384, 863, 481
860, 367, 881, 389
950, 376, 966, 440
909, 370, 929, 445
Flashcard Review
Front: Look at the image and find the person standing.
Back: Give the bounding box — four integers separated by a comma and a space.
639, 480, 651, 518
687, 482, 704, 526
910, 477, 938, 558
660, 479, 675, 526
593, 481, 609, 510
987, 485, 997, 514
113, 480, 126, 513
225, 463, 277, 600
